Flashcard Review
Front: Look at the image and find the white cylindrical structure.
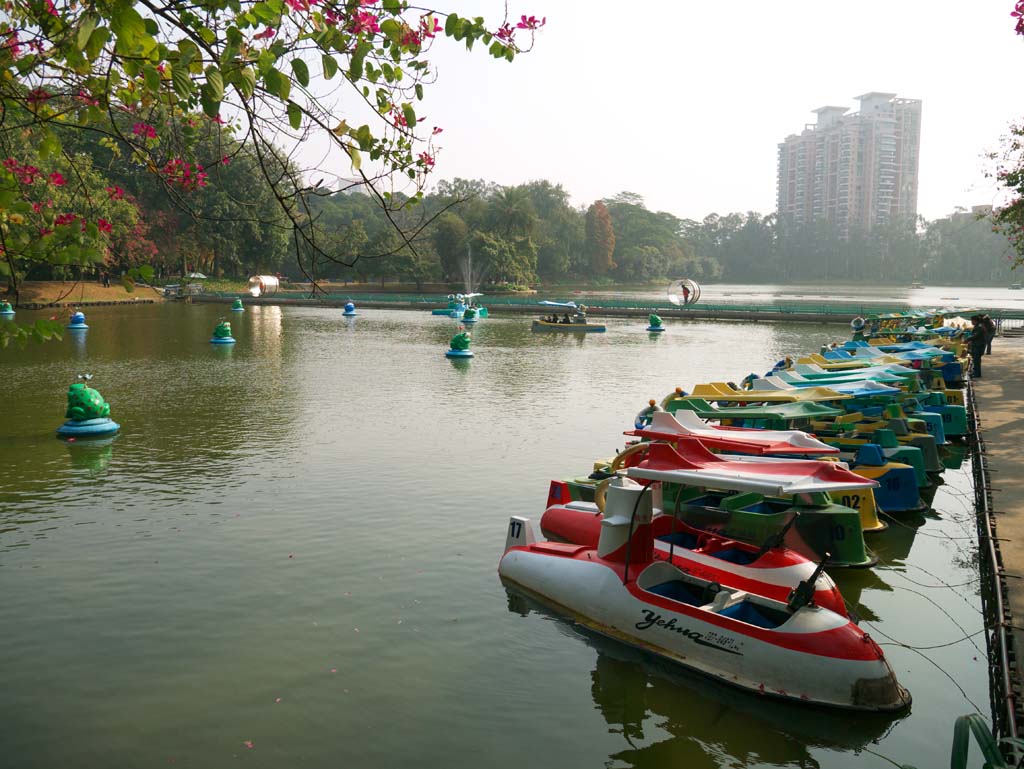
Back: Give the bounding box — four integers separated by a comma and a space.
248, 275, 280, 297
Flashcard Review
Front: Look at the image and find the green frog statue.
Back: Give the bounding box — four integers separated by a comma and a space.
646, 313, 665, 332
446, 330, 474, 358
0, 300, 14, 315
65, 381, 111, 421
213, 320, 233, 338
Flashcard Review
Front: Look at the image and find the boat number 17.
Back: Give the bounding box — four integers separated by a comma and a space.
508, 520, 523, 539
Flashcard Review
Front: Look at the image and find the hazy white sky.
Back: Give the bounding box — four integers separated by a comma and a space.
402, 0, 1022, 222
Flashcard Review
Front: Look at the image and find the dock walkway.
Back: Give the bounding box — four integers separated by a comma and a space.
971, 336, 1024, 736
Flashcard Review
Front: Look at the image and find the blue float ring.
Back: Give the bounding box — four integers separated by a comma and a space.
56, 417, 120, 437
66, 322, 89, 329
210, 336, 236, 344
445, 349, 474, 358
646, 326, 665, 332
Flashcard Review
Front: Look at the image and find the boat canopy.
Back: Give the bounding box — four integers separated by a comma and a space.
538, 300, 579, 309
624, 442, 877, 496
626, 410, 839, 456
669, 398, 844, 420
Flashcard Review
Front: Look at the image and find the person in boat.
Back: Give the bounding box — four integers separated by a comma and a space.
562, 313, 571, 324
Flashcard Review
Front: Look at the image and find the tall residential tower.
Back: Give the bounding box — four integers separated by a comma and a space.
776, 93, 922, 237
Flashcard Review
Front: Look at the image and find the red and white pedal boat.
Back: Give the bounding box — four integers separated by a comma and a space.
499, 475, 911, 711
627, 410, 839, 456
540, 486, 849, 616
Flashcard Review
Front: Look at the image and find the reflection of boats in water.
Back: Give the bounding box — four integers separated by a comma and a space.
505, 587, 905, 767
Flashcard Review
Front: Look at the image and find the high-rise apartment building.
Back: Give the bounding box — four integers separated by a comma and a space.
776, 93, 922, 237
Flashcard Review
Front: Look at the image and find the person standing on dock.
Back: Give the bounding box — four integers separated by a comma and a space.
969, 316, 988, 378
981, 314, 997, 355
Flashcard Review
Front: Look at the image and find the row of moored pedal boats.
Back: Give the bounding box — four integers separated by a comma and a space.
499, 317, 976, 712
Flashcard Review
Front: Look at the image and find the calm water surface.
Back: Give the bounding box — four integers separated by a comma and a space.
1, 303, 987, 768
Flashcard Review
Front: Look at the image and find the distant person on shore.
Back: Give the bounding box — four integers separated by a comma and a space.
101, 270, 110, 288
969, 316, 987, 378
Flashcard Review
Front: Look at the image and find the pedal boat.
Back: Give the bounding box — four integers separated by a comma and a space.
627, 411, 915, 516
532, 317, 606, 333
499, 476, 910, 712
541, 485, 849, 616
566, 440, 878, 567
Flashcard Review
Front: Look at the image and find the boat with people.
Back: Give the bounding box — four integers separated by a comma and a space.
532, 300, 605, 333
499, 474, 911, 711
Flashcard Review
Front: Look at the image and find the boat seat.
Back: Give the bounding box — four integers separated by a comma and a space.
718, 600, 786, 629
646, 580, 706, 607
565, 501, 599, 512
710, 589, 734, 612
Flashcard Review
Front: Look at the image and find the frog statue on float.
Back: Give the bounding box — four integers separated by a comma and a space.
213, 320, 233, 339
65, 381, 111, 421
450, 331, 471, 351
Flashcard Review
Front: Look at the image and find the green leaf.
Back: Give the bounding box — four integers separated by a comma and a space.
290, 58, 309, 88
445, 13, 460, 36
138, 265, 155, 282
238, 67, 256, 99
349, 42, 370, 81
200, 84, 220, 117
205, 65, 224, 102
110, 5, 146, 50
346, 145, 362, 172
383, 0, 400, 13
76, 15, 98, 50
287, 101, 301, 130
38, 132, 61, 160
414, 83, 423, 100
143, 63, 160, 92
263, 67, 281, 94
277, 73, 290, 101
401, 103, 416, 129
322, 54, 338, 80
122, 275, 136, 293
171, 64, 193, 98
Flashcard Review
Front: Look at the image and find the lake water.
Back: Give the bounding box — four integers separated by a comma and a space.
1, 303, 988, 768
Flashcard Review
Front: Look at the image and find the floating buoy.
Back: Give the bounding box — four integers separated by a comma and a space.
230, 298, 244, 312
67, 310, 88, 329
56, 375, 119, 438
210, 319, 236, 344
0, 300, 14, 317
343, 301, 357, 317
646, 313, 665, 332
446, 329, 473, 358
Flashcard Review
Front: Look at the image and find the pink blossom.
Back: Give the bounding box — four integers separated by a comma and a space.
76, 89, 99, 106
55, 213, 77, 226
432, 126, 443, 135
418, 152, 435, 168
419, 16, 441, 38
27, 88, 50, 105
31, 202, 42, 213
350, 10, 380, 35
39, 227, 53, 236
516, 15, 546, 30
5, 31, 22, 59
132, 122, 157, 139
210, 114, 225, 125
106, 186, 125, 200
221, 155, 231, 165
156, 63, 165, 74
48, 172, 65, 186
494, 23, 515, 42
253, 27, 276, 40
97, 218, 112, 233
44, 0, 57, 16
401, 28, 421, 46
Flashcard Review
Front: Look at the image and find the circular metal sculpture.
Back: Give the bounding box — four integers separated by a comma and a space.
667, 279, 701, 306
